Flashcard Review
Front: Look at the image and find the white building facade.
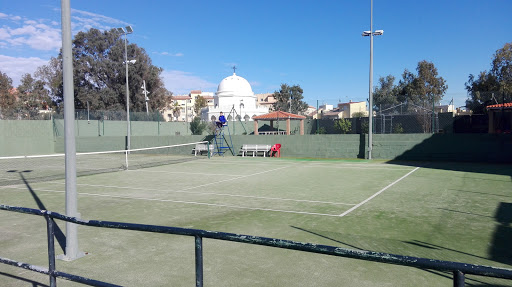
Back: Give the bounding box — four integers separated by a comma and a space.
202, 73, 269, 122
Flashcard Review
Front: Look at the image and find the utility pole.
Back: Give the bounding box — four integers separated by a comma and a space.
141, 80, 150, 114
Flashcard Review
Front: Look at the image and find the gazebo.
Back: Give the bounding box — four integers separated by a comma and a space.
487, 103, 512, 133
252, 111, 306, 135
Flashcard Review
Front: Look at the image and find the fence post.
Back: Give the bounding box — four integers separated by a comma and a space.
195, 235, 203, 287
45, 212, 57, 287
453, 270, 465, 287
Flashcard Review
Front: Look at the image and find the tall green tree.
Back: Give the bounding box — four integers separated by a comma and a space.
272, 84, 308, 114
466, 42, 512, 113
35, 28, 169, 112
398, 60, 447, 108
15, 73, 50, 118
193, 95, 207, 115
373, 75, 399, 112
0, 71, 15, 119
35, 57, 62, 108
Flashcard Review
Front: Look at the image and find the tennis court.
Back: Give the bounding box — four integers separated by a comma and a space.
1, 156, 511, 286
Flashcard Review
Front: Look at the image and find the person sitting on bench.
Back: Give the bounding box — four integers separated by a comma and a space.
216, 112, 227, 128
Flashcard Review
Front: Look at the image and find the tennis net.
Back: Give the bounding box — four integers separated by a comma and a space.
0, 141, 209, 186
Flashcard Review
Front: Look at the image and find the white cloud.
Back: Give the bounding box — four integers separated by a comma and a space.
0, 55, 49, 86
71, 9, 129, 26
0, 9, 131, 53
153, 51, 184, 57
161, 70, 217, 95
70, 9, 131, 33
0, 13, 61, 51
0, 28, 9, 40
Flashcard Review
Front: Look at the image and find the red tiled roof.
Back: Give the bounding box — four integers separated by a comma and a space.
487, 103, 512, 109
173, 96, 191, 100
190, 90, 201, 94
252, 111, 306, 120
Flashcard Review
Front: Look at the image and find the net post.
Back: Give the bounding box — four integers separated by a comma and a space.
207, 142, 211, 159
125, 150, 129, 169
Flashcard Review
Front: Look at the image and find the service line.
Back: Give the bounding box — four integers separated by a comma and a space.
338, 167, 420, 217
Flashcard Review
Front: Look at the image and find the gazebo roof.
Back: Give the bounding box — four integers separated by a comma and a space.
487, 103, 512, 110
252, 111, 306, 120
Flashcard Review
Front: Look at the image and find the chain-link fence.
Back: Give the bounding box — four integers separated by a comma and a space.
0, 108, 164, 122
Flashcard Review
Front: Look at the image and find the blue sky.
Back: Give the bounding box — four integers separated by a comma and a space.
1, 0, 511, 109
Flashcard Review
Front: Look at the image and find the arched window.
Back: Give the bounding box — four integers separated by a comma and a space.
211, 115, 216, 121
227, 115, 233, 121
236, 115, 241, 121
244, 115, 250, 121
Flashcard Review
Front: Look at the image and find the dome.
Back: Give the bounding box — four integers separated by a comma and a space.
216, 73, 254, 98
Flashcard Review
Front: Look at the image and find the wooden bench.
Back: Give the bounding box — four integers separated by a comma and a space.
239, 144, 272, 157
192, 144, 213, 156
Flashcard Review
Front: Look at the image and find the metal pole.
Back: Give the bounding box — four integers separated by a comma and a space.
316, 99, 319, 133
61, 0, 80, 260
142, 80, 149, 114
124, 32, 131, 151
195, 236, 203, 287
453, 270, 465, 287
432, 96, 435, 134
368, 0, 374, 160
45, 213, 57, 287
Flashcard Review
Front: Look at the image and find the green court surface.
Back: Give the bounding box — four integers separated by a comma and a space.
1, 157, 511, 286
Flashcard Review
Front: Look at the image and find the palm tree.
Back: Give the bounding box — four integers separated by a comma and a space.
171, 101, 181, 121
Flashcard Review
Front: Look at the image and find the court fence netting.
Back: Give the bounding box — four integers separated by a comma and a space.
0, 141, 209, 187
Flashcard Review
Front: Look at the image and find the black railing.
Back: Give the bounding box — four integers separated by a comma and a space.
1, 204, 512, 287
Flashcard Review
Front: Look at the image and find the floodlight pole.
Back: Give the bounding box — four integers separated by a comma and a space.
362, 0, 383, 160
369, 1, 373, 160
124, 31, 131, 151
117, 26, 133, 152
61, 0, 83, 261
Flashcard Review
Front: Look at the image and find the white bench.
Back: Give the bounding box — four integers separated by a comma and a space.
239, 144, 272, 157
193, 144, 213, 156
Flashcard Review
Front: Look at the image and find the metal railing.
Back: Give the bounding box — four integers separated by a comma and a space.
1, 204, 512, 287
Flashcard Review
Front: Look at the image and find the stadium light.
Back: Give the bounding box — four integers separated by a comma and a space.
362, 0, 383, 160
117, 26, 134, 155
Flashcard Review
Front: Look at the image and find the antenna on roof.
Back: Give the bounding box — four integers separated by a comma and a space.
491, 93, 499, 104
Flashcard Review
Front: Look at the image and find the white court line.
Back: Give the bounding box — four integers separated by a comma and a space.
338, 167, 420, 217
177, 165, 292, 191
77, 191, 343, 217
2, 186, 341, 217
301, 165, 412, 171
6, 163, 357, 206
131, 170, 242, 177
48, 182, 355, 206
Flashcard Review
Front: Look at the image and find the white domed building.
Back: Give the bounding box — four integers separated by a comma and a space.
201, 73, 269, 122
